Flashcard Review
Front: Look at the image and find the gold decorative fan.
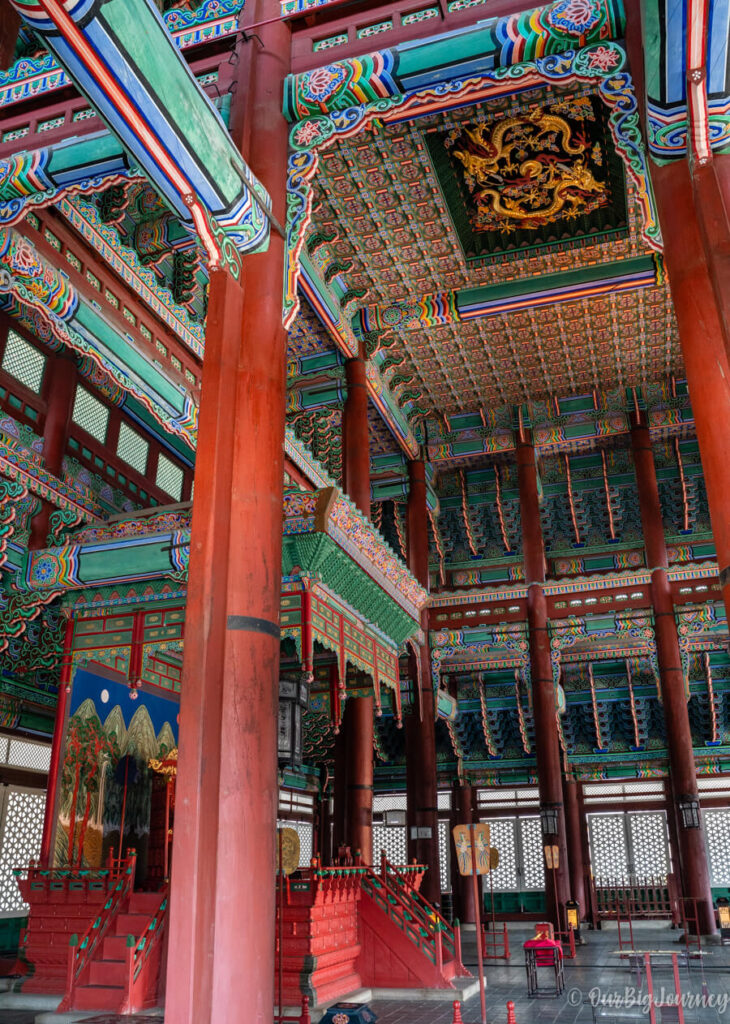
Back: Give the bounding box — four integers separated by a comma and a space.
278, 827, 300, 876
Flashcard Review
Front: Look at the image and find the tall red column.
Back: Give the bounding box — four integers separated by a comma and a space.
404, 460, 440, 905
451, 782, 476, 924
40, 617, 73, 867
29, 353, 77, 549
577, 786, 595, 927
342, 356, 370, 517
164, 10, 291, 1024
345, 695, 373, 863
340, 354, 373, 862
516, 433, 570, 927
651, 159, 730, 629
0, 8, 20, 70
630, 415, 715, 934
692, 160, 730, 365
562, 776, 586, 918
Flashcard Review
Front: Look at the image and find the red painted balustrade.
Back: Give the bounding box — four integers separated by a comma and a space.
358, 856, 469, 990
278, 868, 365, 1008
277, 859, 470, 1008
57, 854, 168, 1014
14, 860, 124, 994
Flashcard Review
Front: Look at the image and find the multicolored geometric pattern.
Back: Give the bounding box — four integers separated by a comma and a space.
642, 0, 730, 161
283, 0, 624, 120
9, 0, 269, 270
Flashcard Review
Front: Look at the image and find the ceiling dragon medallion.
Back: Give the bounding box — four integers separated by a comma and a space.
451, 109, 607, 232
424, 91, 628, 261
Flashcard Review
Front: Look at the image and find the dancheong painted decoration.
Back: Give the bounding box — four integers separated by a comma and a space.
1, 0, 730, 1015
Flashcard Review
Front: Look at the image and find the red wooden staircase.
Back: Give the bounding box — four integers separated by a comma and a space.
358, 856, 470, 991
15, 865, 116, 994
61, 887, 168, 1012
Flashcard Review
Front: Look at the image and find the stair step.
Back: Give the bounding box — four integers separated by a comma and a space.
115, 913, 148, 935
89, 960, 127, 987
129, 892, 162, 914
103, 935, 129, 960
73, 984, 125, 1011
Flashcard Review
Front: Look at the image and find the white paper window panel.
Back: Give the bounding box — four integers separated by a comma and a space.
156, 453, 184, 501
704, 809, 730, 886
0, 786, 46, 913
481, 817, 518, 890
71, 387, 109, 442
7, 740, 51, 773
627, 812, 669, 877
373, 793, 407, 813
519, 817, 545, 890
588, 814, 629, 880
373, 824, 407, 866
2, 332, 45, 393
116, 421, 149, 475
438, 819, 449, 892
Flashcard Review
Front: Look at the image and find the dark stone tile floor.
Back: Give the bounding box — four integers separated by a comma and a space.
2, 922, 728, 1023
369, 922, 730, 1024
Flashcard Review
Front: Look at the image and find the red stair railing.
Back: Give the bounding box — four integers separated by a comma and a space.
58, 851, 137, 1012
360, 855, 468, 977
120, 884, 169, 1013
13, 862, 115, 964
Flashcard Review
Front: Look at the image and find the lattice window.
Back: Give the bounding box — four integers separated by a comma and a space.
705, 809, 730, 886
628, 812, 668, 877
589, 813, 629, 880
0, 788, 45, 912
438, 820, 449, 892
117, 422, 149, 474
519, 817, 545, 890
2, 331, 45, 393
6, 740, 51, 773
482, 818, 518, 890
373, 824, 407, 865
156, 454, 184, 501
313, 32, 348, 51
72, 387, 109, 442
38, 116, 64, 133
357, 18, 392, 37
277, 820, 313, 868
373, 793, 406, 813
402, 7, 439, 24
437, 791, 452, 810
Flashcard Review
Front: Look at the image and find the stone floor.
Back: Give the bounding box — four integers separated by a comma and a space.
1, 921, 728, 1023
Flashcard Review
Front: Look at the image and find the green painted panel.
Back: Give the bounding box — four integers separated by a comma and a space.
79, 542, 172, 582
100, 0, 243, 204
75, 304, 184, 411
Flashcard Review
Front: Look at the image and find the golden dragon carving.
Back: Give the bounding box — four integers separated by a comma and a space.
452, 111, 607, 229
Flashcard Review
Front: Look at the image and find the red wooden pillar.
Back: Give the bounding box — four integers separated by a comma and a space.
164, 10, 291, 1024
630, 415, 715, 934
451, 782, 476, 924
345, 695, 373, 864
0, 8, 20, 70
29, 353, 77, 549
340, 353, 374, 862
650, 159, 730, 630
664, 778, 683, 879
342, 356, 370, 518
404, 460, 440, 905
40, 616, 73, 867
332, 727, 347, 856
516, 432, 570, 928
692, 159, 730, 365
577, 785, 596, 927
562, 775, 586, 919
